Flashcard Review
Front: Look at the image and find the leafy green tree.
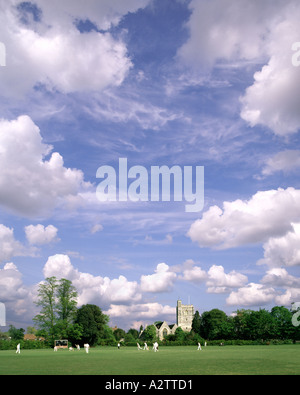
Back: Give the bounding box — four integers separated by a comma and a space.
33, 276, 79, 344
124, 332, 135, 343
236, 309, 275, 340
113, 328, 126, 341
26, 326, 37, 335
271, 306, 294, 339
255, 309, 276, 340
141, 325, 157, 342
56, 278, 78, 332
233, 309, 251, 339
0, 330, 9, 340
165, 333, 176, 341
186, 330, 203, 343
75, 304, 109, 346
33, 276, 58, 343
100, 325, 116, 343
191, 310, 201, 335
8, 325, 25, 341
127, 328, 139, 339
218, 316, 235, 340
65, 323, 83, 345
200, 309, 227, 340
174, 327, 186, 342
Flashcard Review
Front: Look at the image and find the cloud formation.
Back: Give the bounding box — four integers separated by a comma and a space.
178, 259, 207, 284
261, 150, 300, 177
0, 224, 29, 263
0, 115, 89, 217
188, 188, 300, 249
43, 254, 142, 308
177, 0, 300, 136
226, 283, 277, 307
240, 5, 300, 136
258, 223, 300, 268
0, 0, 151, 97
25, 224, 59, 245
140, 263, 177, 293
206, 265, 248, 294
0, 263, 36, 324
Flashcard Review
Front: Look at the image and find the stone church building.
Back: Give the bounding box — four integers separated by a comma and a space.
154, 299, 195, 340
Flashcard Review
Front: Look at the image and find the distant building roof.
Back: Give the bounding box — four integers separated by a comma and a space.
24, 334, 44, 341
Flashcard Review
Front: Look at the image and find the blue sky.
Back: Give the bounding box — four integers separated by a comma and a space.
1, 0, 300, 331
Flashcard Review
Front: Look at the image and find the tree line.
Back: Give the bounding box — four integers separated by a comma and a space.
191, 307, 300, 343
1, 277, 299, 349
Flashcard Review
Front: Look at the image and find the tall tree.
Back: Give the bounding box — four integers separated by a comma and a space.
191, 310, 201, 335
33, 276, 58, 343
8, 325, 25, 341
141, 325, 157, 342
127, 328, 139, 339
33, 276, 79, 343
56, 278, 78, 331
113, 328, 126, 341
271, 306, 294, 339
200, 309, 227, 340
75, 304, 109, 346
174, 327, 186, 341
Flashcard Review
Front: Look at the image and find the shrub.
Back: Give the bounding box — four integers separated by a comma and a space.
0, 339, 48, 350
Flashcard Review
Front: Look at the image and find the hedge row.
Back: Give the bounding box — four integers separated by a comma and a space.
101, 339, 296, 347
0, 339, 48, 350
1, 338, 297, 350
95, 339, 298, 347
202, 339, 295, 346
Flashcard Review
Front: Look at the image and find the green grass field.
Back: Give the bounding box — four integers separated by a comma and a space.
0, 345, 299, 375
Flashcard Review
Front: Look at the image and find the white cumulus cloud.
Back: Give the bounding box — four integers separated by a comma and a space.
43, 254, 142, 308
206, 265, 248, 294
0, 115, 90, 217
240, 5, 300, 136
25, 224, 59, 245
258, 223, 300, 268
178, 259, 207, 284
226, 283, 277, 307
261, 150, 300, 177
177, 0, 300, 136
0, 262, 36, 323
0, 0, 151, 97
188, 188, 300, 249
0, 224, 31, 263
140, 263, 177, 293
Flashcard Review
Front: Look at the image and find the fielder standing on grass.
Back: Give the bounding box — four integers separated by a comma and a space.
153, 341, 158, 352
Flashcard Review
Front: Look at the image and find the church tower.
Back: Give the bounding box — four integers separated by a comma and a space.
176, 299, 194, 332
